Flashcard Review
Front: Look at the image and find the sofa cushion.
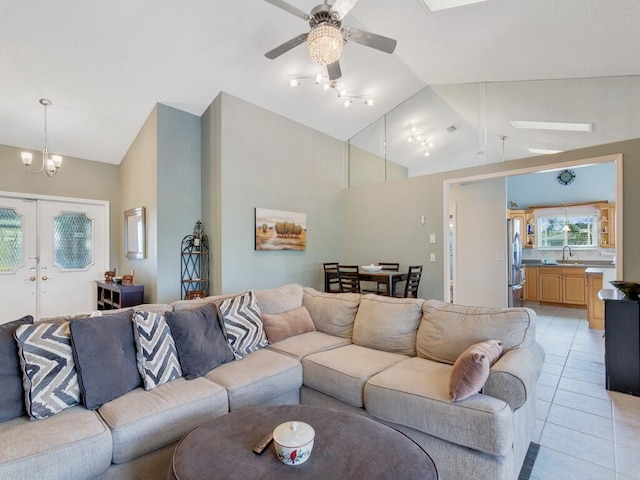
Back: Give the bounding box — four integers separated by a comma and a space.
132, 311, 182, 390
267, 331, 351, 361
170, 293, 247, 312
302, 287, 360, 339
0, 315, 33, 422
364, 357, 514, 456
98, 377, 228, 464
0, 406, 112, 480
262, 306, 316, 343
70, 311, 141, 410
417, 300, 536, 364
204, 349, 302, 410
449, 340, 503, 401
218, 291, 268, 359
40, 304, 173, 323
14, 321, 80, 419
165, 304, 235, 379
253, 283, 304, 314
302, 344, 408, 408
352, 295, 424, 356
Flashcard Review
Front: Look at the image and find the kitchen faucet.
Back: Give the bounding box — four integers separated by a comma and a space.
562, 246, 572, 262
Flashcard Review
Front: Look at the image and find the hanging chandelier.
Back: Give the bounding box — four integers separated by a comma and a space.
307, 23, 344, 65
21, 98, 63, 177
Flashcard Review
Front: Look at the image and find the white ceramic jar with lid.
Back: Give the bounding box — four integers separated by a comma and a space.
272, 420, 315, 465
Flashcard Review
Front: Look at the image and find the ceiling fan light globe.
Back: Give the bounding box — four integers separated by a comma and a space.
307, 24, 344, 65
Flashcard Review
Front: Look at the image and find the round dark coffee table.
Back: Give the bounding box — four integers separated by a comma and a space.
169, 405, 438, 480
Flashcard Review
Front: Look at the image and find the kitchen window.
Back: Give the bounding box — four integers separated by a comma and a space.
536, 207, 598, 249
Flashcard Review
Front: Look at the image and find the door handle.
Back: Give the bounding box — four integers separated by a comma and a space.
28, 276, 36, 282
42, 275, 48, 281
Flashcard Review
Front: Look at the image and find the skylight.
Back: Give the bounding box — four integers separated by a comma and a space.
510, 121, 592, 132
423, 0, 486, 12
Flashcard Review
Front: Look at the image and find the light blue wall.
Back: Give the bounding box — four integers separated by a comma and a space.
507, 162, 615, 208
156, 104, 201, 302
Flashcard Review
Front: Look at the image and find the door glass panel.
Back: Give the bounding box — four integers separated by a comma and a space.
54, 212, 93, 270
0, 208, 23, 273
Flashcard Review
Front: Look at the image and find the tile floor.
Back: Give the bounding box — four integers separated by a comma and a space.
527, 303, 640, 480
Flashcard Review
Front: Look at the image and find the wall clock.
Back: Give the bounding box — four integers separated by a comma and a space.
557, 169, 576, 185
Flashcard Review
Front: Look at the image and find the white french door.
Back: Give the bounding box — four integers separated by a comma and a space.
0, 195, 108, 322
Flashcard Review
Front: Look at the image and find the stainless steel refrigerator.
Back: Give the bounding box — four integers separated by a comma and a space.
507, 218, 524, 307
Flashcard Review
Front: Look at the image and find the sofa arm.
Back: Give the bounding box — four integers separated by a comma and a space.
483, 342, 545, 411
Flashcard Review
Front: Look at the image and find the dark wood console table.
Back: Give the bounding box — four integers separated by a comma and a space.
96, 281, 144, 310
602, 289, 640, 396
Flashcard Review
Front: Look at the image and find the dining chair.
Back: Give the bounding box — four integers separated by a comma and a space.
396, 265, 423, 298
367, 262, 400, 295
323, 262, 340, 293
337, 265, 361, 293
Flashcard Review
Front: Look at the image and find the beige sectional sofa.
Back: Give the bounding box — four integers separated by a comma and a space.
0, 284, 543, 480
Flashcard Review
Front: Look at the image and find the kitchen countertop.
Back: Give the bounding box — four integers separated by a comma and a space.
522, 260, 615, 269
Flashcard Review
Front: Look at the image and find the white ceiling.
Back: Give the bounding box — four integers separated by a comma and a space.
2, 0, 640, 165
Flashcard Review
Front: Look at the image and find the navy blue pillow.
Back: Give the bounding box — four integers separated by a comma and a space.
165, 304, 235, 379
70, 311, 141, 410
0, 315, 34, 422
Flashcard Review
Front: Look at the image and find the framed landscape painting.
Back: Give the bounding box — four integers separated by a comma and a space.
255, 208, 307, 251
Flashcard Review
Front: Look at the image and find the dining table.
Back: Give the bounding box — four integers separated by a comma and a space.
324, 267, 407, 296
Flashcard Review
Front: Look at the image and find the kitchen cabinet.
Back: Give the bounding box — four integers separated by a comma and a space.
508, 209, 534, 248
524, 267, 538, 301
524, 211, 535, 248
539, 267, 563, 303
586, 270, 604, 329
563, 268, 587, 305
599, 203, 615, 248
538, 267, 586, 306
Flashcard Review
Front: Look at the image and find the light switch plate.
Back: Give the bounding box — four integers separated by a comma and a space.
429, 234, 436, 244
430, 253, 436, 262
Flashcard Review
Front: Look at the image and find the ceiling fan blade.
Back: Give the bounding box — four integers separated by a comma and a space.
327, 61, 342, 81
264, 0, 309, 21
265, 33, 308, 59
329, 0, 360, 20
344, 27, 397, 54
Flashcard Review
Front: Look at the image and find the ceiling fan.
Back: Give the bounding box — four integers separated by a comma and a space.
264, 0, 397, 81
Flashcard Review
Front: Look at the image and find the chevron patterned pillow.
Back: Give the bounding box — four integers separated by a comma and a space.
14, 322, 80, 420
132, 311, 182, 390
219, 291, 268, 359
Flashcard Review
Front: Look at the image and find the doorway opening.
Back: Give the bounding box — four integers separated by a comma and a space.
444, 154, 622, 308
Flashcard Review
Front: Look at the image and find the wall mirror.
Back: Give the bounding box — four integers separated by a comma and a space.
125, 207, 145, 259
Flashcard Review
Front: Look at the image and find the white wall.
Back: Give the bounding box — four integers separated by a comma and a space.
450, 178, 508, 308
202, 93, 346, 294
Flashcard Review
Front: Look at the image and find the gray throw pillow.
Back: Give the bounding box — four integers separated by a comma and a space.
70, 311, 141, 410
165, 304, 235, 379
0, 315, 33, 422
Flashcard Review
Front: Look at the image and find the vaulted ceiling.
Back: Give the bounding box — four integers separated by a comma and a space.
2, 0, 640, 165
